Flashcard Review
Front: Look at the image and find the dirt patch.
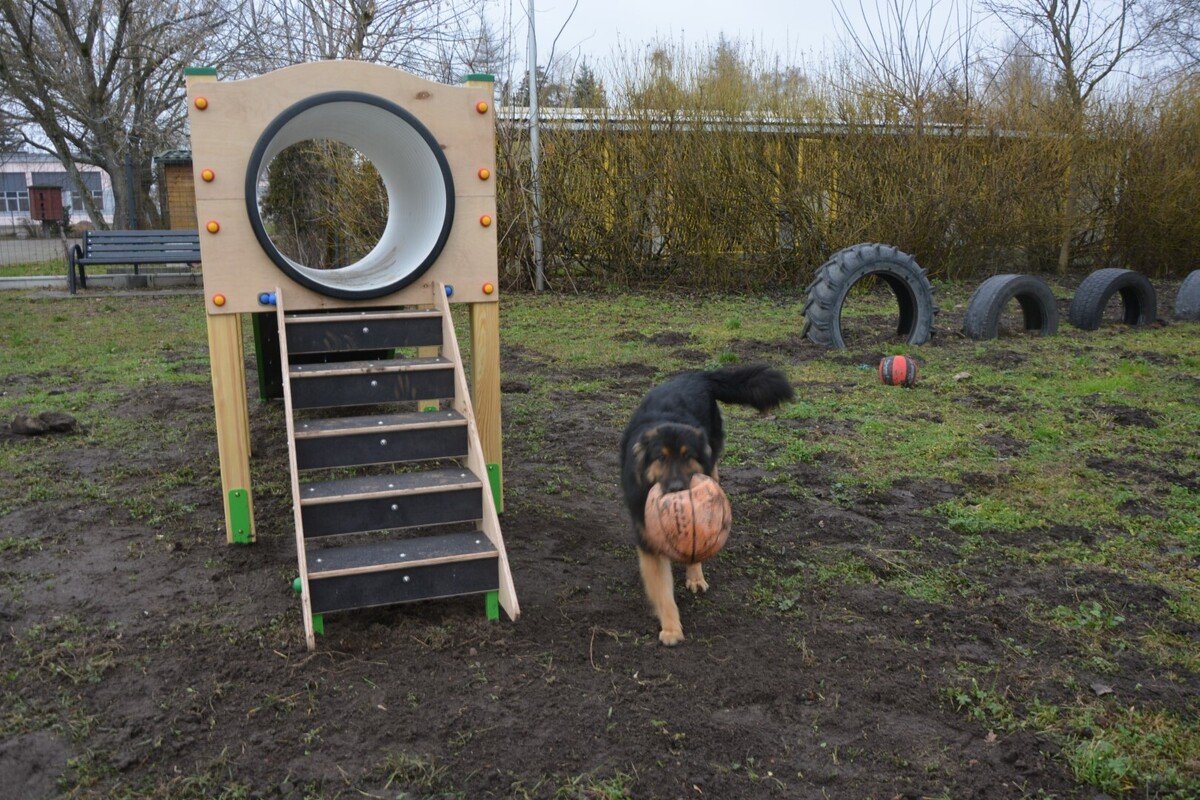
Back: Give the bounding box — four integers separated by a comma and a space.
1090, 402, 1160, 428
0, 731, 73, 800
976, 349, 1026, 369
981, 433, 1028, 458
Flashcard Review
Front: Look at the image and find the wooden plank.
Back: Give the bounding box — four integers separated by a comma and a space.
285, 313, 442, 354
301, 486, 483, 537
300, 467, 480, 504
275, 287, 318, 650
206, 312, 255, 544
289, 355, 448, 377
308, 557, 498, 614
294, 421, 468, 469
434, 282, 519, 621
470, 301, 502, 493
288, 364, 455, 409
295, 409, 464, 438
308, 530, 496, 578
286, 309, 442, 324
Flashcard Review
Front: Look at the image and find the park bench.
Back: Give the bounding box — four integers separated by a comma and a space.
69, 229, 201, 294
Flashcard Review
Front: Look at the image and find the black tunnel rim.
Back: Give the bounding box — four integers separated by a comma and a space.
244, 90, 456, 300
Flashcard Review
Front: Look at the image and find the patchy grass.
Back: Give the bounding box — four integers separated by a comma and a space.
1, 283, 1197, 797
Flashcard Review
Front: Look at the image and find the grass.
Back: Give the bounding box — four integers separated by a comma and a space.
1, 282, 1197, 797
0, 259, 67, 278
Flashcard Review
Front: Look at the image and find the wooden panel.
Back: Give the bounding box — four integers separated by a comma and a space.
165, 165, 198, 230
285, 313, 442, 354
288, 363, 454, 409
295, 423, 467, 469
206, 312, 255, 543
308, 530, 496, 577
309, 557, 498, 614
186, 62, 498, 314
301, 486, 483, 537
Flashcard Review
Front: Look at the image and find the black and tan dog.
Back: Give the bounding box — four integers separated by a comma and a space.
620, 364, 794, 645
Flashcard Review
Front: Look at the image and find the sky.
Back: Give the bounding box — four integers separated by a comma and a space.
503, 0, 845, 66
487, 0, 1000, 85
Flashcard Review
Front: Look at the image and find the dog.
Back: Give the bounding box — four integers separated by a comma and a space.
620, 364, 794, 645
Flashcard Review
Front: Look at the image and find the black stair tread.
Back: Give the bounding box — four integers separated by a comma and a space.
300, 467, 482, 505
289, 356, 450, 377
286, 309, 440, 324
294, 409, 464, 439
307, 530, 497, 578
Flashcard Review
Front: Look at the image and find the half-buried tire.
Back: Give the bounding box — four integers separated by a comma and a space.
802, 243, 937, 348
1174, 270, 1200, 321
963, 274, 1059, 340
1068, 268, 1157, 331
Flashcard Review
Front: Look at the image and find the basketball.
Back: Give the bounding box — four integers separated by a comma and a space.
879, 354, 918, 387
643, 474, 732, 564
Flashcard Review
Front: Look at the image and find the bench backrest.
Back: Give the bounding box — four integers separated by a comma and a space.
81, 230, 201, 264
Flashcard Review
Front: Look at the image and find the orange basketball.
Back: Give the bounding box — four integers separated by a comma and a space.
644, 474, 732, 564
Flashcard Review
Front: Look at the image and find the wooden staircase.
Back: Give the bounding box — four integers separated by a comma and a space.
276, 283, 518, 650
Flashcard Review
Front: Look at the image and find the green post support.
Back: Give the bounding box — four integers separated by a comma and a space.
485, 591, 500, 621
487, 463, 503, 514
311, 614, 324, 635
228, 489, 252, 544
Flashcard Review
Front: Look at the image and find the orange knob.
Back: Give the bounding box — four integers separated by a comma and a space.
482, 282, 495, 295
476, 101, 489, 114
200, 168, 215, 182
479, 215, 492, 227
212, 293, 226, 307
205, 220, 220, 234
194, 97, 208, 110
478, 167, 491, 181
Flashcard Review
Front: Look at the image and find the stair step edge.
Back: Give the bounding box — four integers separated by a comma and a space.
294, 410, 465, 439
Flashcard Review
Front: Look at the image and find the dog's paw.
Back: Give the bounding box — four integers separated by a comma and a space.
686, 575, 709, 594
659, 628, 685, 646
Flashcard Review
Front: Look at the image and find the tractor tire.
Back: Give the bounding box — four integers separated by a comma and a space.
1068, 268, 1157, 331
802, 243, 936, 348
963, 274, 1059, 340
1174, 270, 1200, 321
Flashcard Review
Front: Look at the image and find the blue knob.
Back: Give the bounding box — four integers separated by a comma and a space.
444, 285, 454, 297
258, 292, 277, 306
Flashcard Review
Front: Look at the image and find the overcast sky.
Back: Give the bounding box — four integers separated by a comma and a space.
503, 0, 844, 65
487, 0, 999, 83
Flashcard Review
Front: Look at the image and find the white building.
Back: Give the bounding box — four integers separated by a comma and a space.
0, 151, 115, 234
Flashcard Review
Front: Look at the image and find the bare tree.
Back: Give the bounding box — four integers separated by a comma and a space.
229, 0, 486, 76
834, 0, 977, 130
0, 0, 231, 228
983, 0, 1181, 271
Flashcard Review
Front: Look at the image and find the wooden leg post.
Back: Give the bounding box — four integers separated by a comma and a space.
207, 312, 256, 544
469, 301, 503, 511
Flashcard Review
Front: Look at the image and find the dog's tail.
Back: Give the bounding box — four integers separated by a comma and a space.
704, 364, 794, 412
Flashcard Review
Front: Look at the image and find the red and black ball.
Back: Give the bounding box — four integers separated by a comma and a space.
879, 355, 918, 387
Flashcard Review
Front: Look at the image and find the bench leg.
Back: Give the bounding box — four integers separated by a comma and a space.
67, 255, 77, 295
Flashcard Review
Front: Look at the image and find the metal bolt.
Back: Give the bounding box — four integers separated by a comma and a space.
370, 380, 378, 387
403, 575, 410, 582
380, 438, 388, 446
362, 326, 370, 334
391, 503, 398, 511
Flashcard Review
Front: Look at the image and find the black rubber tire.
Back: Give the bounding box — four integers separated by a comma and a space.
1174, 270, 1200, 321
801, 242, 936, 348
963, 274, 1059, 340
1068, 268, 1157, 331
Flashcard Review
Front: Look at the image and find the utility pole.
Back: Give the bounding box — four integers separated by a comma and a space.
527, 0, 545, 291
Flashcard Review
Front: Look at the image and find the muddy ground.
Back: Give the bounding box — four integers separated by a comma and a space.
1, 280, 1197, 799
